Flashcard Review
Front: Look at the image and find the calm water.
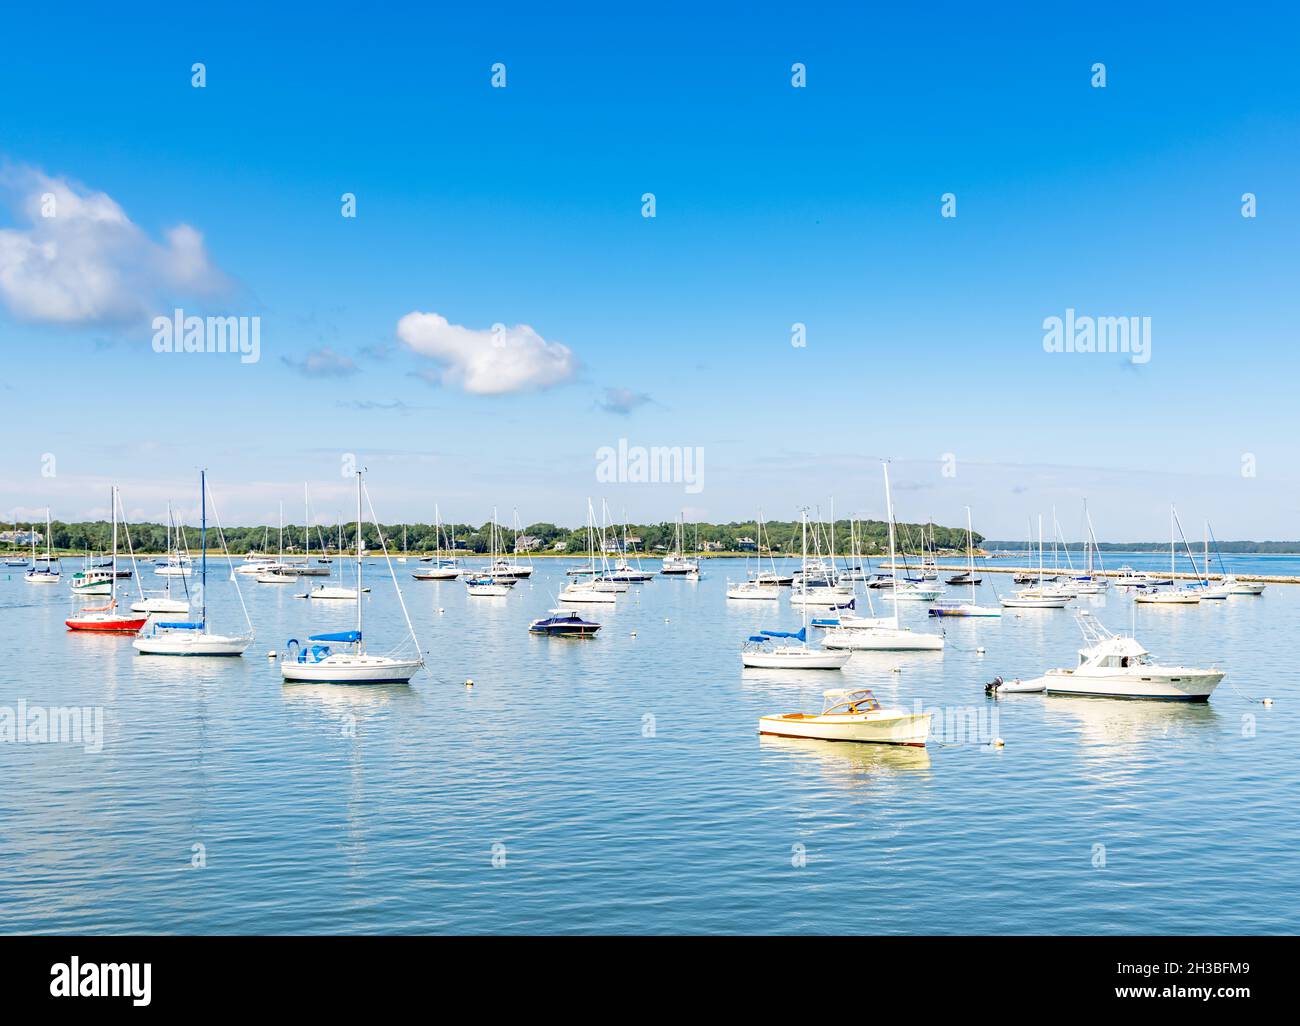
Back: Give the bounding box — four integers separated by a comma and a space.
1, 554, 1297, 935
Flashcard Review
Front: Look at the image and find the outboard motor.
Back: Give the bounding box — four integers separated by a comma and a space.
984, 675, 1004, 696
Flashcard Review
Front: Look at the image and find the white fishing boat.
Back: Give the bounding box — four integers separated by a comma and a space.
24, 510, 60, 584
1001, 516, 1072, 609
741, 510, 851, 669
1023, 612, 1224, 701
929, 507, 1002, 617
758, 688, 932, 746
134, 471, 256, 656
281, 471, 423, 684
821, 464, 946, 652
1224, 578, 1265, 596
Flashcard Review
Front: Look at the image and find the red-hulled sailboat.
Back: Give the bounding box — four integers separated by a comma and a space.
66, 486, 149, 634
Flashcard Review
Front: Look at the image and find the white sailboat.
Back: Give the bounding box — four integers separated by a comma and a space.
465, 509, 520, 596
1134, 507, 1201, 604
132, 502, 190, 612
728, 510, 781, 600
134, 471, 256, 656
558, 501, 619, 604
281, 470, 423, 683
928, 507, 1001, 617
821, 464, 945, 651
1001, 516, 1071, 608
741, 510, 851, 668
412, 505, 463, 580
660, 513, 699, 575
258, 503, 297, 584
24, 509, 61, 584
307, 521, 362, 599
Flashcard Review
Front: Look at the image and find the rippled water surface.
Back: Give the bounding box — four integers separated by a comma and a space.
1, 554, 1296, 934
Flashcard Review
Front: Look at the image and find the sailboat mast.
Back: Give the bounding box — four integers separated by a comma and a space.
883, 463, 900, 626
200, 470, 208, 623
966, 505, 975, 601
304, 483, 310, 563
356, 472, 363, 642
109, 483, 117, 595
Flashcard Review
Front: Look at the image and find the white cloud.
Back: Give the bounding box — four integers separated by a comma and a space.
396, 311, 578, 395
0, 166, 226, 325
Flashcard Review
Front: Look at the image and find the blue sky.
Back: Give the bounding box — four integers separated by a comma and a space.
2, 2, 1298, 539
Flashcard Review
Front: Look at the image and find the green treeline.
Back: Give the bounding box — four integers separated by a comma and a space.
6, 518, 980, 556
988, 540, 1300, 554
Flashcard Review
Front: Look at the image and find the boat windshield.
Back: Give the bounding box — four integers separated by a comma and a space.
821, 689, 881, 715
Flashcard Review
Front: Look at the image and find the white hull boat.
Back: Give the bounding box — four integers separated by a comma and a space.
759, 689, 931, 745
1133, 589, 1200, 604
928, 601, 1002, 618
131, 596, 189, 614
307, 585, 360, 600
1034, 612, 1224, 700
741, 644, 850, 669
1225, 578, 1265, 595
281, 652, 421, 684
727, 581, 780, 600
821, 626, 944, 651
558, 584, 618, 604
134, 628, 253, 656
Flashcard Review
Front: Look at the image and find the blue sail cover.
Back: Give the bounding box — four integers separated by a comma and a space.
158, 621, 204, 630
748, 635, 770, 643
760, 627, 807, 642
309, 630, 361, 643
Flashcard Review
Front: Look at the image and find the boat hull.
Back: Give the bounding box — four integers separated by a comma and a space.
759, 711, 932, 745
1040, 668, 1224, 700
66, 615, 148, 632
741, 648, 850, 669
133, 633, 252, 655
281, 655, 421, 684
822, 628, 944, 651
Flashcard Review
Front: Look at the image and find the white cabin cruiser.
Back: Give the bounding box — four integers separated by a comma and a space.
1026, 612, 1224, 701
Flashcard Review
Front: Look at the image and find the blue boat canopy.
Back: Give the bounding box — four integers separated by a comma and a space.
747, 635, 769, 643
309, 630, 361, 643
761, 627, 807, 641
158, 621, 203, 630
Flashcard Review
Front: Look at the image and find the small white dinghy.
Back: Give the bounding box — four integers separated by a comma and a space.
984, 675, 1046, 695
759, 689, 932, 746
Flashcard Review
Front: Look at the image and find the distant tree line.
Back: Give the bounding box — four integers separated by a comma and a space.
6, 517, 982, 556
987, 540, 1300, 553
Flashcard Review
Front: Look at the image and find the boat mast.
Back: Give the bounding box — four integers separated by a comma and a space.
966, 505, 976, 602
110, 486, 118, 603
200, 469, 207, 625
883, 462, 900, 628
304, 483, 310, 564
356, 471, 363, 649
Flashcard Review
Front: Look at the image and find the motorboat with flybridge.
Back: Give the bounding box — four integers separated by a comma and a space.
759, 689, 932, 746
281, 470, 423, 683
1017, 611, 1224, 700
820, 463, 945, 651
134, 471, 256, 656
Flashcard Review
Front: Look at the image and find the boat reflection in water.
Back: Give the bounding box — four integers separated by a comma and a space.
1041, 693, 1221, 753
759, 733, 933, 778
